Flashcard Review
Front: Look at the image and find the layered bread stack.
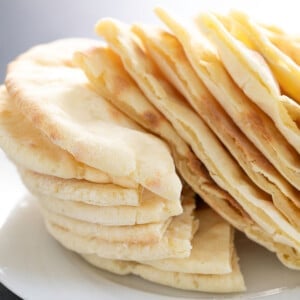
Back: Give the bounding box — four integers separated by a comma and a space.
76, 9, 300, 270
0, 36, 245, 292
1, 6, 300, 294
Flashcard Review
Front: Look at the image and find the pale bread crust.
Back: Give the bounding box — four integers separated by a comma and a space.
37, 191, 182, 226
142, 209, 234, 274
44, 199, 195, 260
229, 11, 300, 104
196, 13, 300, 188
0, 85, 136, 187
153, 8, 300, 269
40, 206, 171, 244
20, 169, 140, 206
81, 249, 245, 293
96, 19, 300, 253
263, 25, 300, 66
136, 27, 300, 229
76, 28, 251, 234
5, 38, 181, 202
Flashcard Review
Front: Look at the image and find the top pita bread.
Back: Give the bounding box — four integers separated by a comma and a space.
5, 38, 181, 202
0, 85, 136, 188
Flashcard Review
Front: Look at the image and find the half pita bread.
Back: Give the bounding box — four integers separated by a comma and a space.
81, 249, 245, 293
37, 189, 183, 226
197, 12, 300, 158
40, 206, 171, 244
44, 198, 196, 260
142, 209, 233, 274
0, 85, 135, 187
20, 169, 140, 206
136, 27, 300, 229
5, 38, 181, 202
96, 19, 300, 253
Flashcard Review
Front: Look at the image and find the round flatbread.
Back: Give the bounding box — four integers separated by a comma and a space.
5, 38, 181, 202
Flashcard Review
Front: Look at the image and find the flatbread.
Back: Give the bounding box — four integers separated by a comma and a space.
262, 25, 300, 65
81, 249, 245, 293
229, 11, 300, 104
136, 27, 300, 229
156, 9, 300, 191
76, 29, 250, 235
44, 198, 196, 260
96, 18, 300, 253
37, 189, 183, 226
197, 13, 300, 159
142, 209, 233, 274
0, 85, 135, 188
5, 38, 181, 202
20, 169, 140, 206
152, 8, 300, 269
40, 206, 172, 244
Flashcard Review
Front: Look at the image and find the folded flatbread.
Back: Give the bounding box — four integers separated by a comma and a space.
0, 85, 135, 187
95, 18, 300, 254
20, 169, 141, 206
197, 12, 300, 159
142, 208, 233, 274
44, 196, 196, 260
40, 206, 172, 244
153, 8, 300, 269
5, 38, 181, 202
133, 26, 300, 229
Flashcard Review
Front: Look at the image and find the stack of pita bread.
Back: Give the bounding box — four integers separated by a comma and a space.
2, 6, 300, 294
0, 33, 246, 292
72, 8, 300, 272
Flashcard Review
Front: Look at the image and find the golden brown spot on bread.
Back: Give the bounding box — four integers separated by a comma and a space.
143, 110, 162, 128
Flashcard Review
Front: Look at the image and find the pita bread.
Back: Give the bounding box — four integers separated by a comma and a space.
81, 249, 245, 293
0, 85, 135, 188
155, 9, 300, 191
262, 25, 300, 65
20, 169, 140, 206
44, 198, 196, 260
37, 188, 182, 226
40, 206, 171, 244
5, 38, 181, 202
152, 8, 300, 268
228, 11, 300, 103
76, 29, 251, 235
142, 209, 233, 274
197, 13, 300, 158
96, 19, 300, 252
136, 27, 300, 229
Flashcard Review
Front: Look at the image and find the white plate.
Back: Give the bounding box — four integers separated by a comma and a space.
0, 152, 300, 300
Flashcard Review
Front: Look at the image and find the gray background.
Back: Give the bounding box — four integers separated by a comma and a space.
0, 0, 298, 83
0, 0, 160, 82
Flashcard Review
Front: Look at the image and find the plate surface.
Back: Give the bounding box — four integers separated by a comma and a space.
0, 152, 300, 300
